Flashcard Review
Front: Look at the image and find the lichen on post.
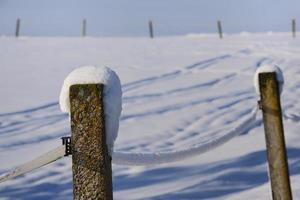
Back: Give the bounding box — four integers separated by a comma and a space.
70, 84, 113, 200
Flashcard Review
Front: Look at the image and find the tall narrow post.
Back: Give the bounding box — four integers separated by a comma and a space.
15, 18, 21, 37
292, 18, 296, 38
259, 73, 292, 200
149, 20, 154, 39
82, 19, 87, 37
217, 20, 223, 39
70, 84, 113, 200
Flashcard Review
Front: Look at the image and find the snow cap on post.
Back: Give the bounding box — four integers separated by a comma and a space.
59, 66, 122, 154
254, 65, 284, 96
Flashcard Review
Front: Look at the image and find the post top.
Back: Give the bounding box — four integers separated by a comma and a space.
59, 65, 122, 154
254, 65, 284, 96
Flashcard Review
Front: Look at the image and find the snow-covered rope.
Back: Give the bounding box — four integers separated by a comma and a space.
112, 106, 258, 165
283, 111, 300, 122
0, 145, 65, 183
0, 106, 258, 183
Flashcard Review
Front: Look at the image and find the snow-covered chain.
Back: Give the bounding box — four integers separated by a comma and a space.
112, 106, 258, 165
0, 146, 65, 183
106, 65, 286, 165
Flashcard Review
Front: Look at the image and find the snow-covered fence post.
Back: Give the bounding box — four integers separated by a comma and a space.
15, 18, 21, 37
258, 72, 292, 200
149, 20, 154, 39
292, 18, 296, 38
217, 20, 223, 39
82, 19, 87, 37
70, 84, 113, 200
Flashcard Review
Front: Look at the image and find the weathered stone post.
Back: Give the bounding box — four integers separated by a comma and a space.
292, 18, 296, 38
259, 72, 292, 200
82, 19, 87, 37
217, 20, 223, 39
149, 20, 154, 39
15, 18, 21, 37
70, 84, 113, 200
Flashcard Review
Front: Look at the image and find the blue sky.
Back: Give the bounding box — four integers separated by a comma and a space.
0, 0, 299, 36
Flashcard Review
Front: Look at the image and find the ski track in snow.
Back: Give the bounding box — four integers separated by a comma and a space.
1, 35, 300, 199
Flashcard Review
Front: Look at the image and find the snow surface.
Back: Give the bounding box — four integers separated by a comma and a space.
59, 66, 122, 154
253, 64, 284, 96
0, 33, 300, 199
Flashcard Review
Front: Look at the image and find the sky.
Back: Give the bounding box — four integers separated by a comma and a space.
0, 0, 300, 37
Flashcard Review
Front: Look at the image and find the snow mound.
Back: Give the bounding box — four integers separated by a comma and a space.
253, 65, 284, 96
59, 66, 122, 154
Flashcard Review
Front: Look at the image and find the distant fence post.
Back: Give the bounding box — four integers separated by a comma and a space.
149, 20, 154, 39
217, 20, 223, 39
258, 72, 292, 200
82, 19, 87, 37
15, 18, 21, 37
292, 18, 296, 38
70, 84, 113, 200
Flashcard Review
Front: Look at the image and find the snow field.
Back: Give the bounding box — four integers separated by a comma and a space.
0, 33, 300, 199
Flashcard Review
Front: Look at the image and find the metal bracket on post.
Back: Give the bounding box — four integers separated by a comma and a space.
61, 136, 72, 156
